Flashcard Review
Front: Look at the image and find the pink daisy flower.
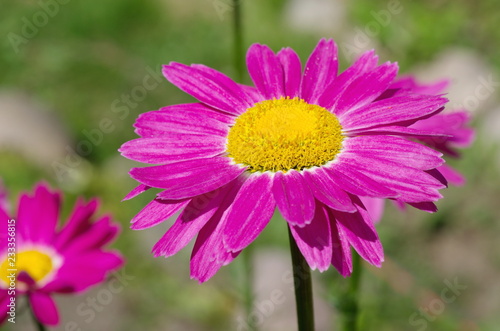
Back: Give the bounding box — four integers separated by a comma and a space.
120, 39, 448, 282
361, 77, 474, 222
0, 183, 124, 326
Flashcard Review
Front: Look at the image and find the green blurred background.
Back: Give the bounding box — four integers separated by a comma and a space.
1, 0, 500, 330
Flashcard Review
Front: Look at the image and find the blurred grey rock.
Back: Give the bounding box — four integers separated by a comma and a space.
0, 91, 69, 165
284, 0, 347, 35
410, 48, 499, 115
243, 248, 333, 331
0, 90, 91, 191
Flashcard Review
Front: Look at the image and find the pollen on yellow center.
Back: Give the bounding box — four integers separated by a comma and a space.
0, 250, 54, 285
226, 97, 344, 172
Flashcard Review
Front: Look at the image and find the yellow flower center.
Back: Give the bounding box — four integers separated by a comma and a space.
0, 250, 54, 286
227, 97, 344, 172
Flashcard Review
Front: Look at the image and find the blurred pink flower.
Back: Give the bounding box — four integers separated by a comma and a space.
0, 183, 124, 326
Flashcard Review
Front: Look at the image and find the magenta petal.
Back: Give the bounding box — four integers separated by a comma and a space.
303, 168, 356, 213
348, 125, 452, 138
62, 216, 119, 254
163, 63, 252, 115
272, 170, 315, 226
134, 103, 233, 138
359, 197, 385, 224
342, 154, 445, 202
277, 47, 302, 98
54, 198, 97, 250
246, 44, 285, 99
289, 202, 332, 271
332, 197, 384, 267
190, 178, 245, 282
317, 50, 379, 112
51, 251, 123, 292
122, 184, 150, 201
120, 135, 225, 164
341, 95, 448, 131
17, 183, 60, 244
335, 62, 398, 115
30, 292, 59, 326
343, 136, 444, 170
152, 184, 232, 257
238, 84, 264, 103
190, 212, 241, 282
223, 173, 275, 252
131, 157, 245, 199
408, 201, 438, 213
326, 163, 398, 198
300, 39, 338, 104
329, 213, 353, 276
130, 198, 190, 230
437, 164, 465, 186
0, 291, 9, 324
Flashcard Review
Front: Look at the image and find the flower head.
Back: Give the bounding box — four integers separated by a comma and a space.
0, 183, 123, 326
120, 39, 448, 282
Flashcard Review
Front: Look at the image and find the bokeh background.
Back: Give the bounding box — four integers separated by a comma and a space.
1, 0, 500, 330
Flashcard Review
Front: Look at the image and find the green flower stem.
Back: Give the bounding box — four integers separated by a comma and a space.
232, 0, 244, 82
339, 252, 362, 331
288, 228, 315, 331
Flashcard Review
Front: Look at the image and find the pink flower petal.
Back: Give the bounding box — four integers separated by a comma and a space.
289, 202, 332, 271
359, 197, 385, 224
190, 179, 246, 282
223, 173, 276, 252
341, 154, 445, 202
122, 184, 150, 201
329, 212, 353, 276
300, 39, 338, 104
341, 94, 448, 131
326, 163, 398, 198
152, 183, 233, 258
29, 292, 59, 326
131, 157, 246, 199
163, 63, 252, 115
303, 168, 357, 213
343, 135, 444, 170
437, 164, 465, 186
272, 170, 315, 226
332, 196, 384, 267
17, 183, 60, 244
119, 135, 225, 164
62, 216, 119, 254
130, 198, 190, 230
334, 62, 398, 115
134, 103, 232, 138
318, 50, 379, 112
54, 198, 98, 250
246, 44, 285, 99
277, 47, 302, 97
